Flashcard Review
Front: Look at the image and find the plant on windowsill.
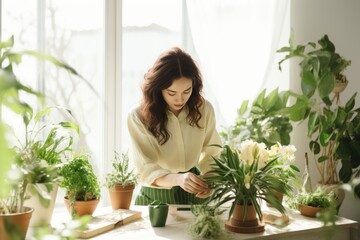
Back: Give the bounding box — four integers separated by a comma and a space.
277, 31, 360, 204
287, 186, 335, 218
104, 150, 137, 210
205, 140, 294, 233
0, 35, 83, 240
16, 106, 79, 226
59, 152, 101, 218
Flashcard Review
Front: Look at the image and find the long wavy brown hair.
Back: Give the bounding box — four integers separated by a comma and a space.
139, 47, 204, 145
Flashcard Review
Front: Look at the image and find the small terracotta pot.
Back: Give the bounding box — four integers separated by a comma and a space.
225, 203, 265, 233
108, 184, 135, 210
64, 197, 100, 217
298, 204, 322, 218
0, 207, 34, 240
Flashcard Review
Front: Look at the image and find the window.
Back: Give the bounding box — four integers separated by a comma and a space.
1, 0, 105, 206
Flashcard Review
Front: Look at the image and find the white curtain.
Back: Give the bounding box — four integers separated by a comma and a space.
186, 0, 289, 128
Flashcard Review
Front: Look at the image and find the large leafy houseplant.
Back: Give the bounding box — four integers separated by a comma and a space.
0, 35, 82, 213
0, 35, 83, 238
277, 32, 360, 197
221, 88, 293, 149
205, 140, 294, 221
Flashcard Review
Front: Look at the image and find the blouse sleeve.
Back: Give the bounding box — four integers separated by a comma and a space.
198, 101, 222, 175
127, 110, 172, 187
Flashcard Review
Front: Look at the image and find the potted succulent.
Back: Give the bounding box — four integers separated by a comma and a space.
0, 35, 82, 239
59, 152, 101, 218
104, 150, 137, 210
205, 140, 294, 233
277, 31, 360, 204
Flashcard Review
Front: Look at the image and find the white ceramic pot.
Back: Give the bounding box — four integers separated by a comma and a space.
24, 183, 58, 226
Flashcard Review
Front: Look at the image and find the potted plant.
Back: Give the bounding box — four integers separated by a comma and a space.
266, 143, 300, 207
287, 186, 335, 218
59, 152, 101, 218
15, 106, 79, 226
104, 150, 137, 210
205, 140, 294, 233
221, 88, 293, 149
277, 31, 360, 205
0, 35, 83, 239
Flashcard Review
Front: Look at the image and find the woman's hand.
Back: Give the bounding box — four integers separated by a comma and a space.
178, 172, 211, 198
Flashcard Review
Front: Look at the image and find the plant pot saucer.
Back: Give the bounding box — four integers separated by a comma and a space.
225, 220, 265, 233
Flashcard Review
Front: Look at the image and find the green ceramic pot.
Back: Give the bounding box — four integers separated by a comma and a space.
149, 202, 169, 227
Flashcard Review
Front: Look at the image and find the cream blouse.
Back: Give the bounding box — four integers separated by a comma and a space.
127, 100, 222, 187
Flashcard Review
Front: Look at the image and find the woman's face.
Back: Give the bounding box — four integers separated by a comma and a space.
161, 77, 193, 116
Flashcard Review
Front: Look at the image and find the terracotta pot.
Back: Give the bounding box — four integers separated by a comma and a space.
225, 203, 265, 233
64, 197, 100, 217
298, 204, 322, 218
0, 207, 34, 240
108, 184, 135, 210
24, 183, 58, 226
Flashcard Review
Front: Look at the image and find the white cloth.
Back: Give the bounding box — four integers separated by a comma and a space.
127, 100, 222, 187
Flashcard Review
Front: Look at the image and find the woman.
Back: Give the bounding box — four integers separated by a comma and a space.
127, 47, 222, 205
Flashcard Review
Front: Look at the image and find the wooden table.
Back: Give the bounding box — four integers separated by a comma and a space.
33, 204, 359, 240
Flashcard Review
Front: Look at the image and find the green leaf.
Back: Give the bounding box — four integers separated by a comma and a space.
318, 156, 329, 163
301, 69, 317, 97
238, 100, 248, 116
310, 141, 320, 154
263, 88, 279, 110
318, 71, 335, 99
345, 93, 357, 113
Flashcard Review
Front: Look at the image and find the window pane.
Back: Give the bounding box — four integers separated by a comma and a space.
2, 0, 105, 207
122, 0, 183, 150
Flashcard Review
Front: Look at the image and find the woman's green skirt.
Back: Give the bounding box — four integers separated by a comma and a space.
135, 168, 208, 205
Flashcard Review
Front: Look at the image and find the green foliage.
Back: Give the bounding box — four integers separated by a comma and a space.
189, 204, 226, 240
220, 88, 293, 149
205, 142, 292, 221
277, 31, 360, 197
59, 153, 101, 202
0, 35, 82, 213
104, 151, 137, 189
287, 186, 335, 209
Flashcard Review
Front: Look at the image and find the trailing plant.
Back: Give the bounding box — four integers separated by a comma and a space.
221, 88, 293, 149
104, 150, 137, 189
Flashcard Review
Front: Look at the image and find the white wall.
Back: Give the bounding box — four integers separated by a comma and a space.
290, 0, 360, 236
